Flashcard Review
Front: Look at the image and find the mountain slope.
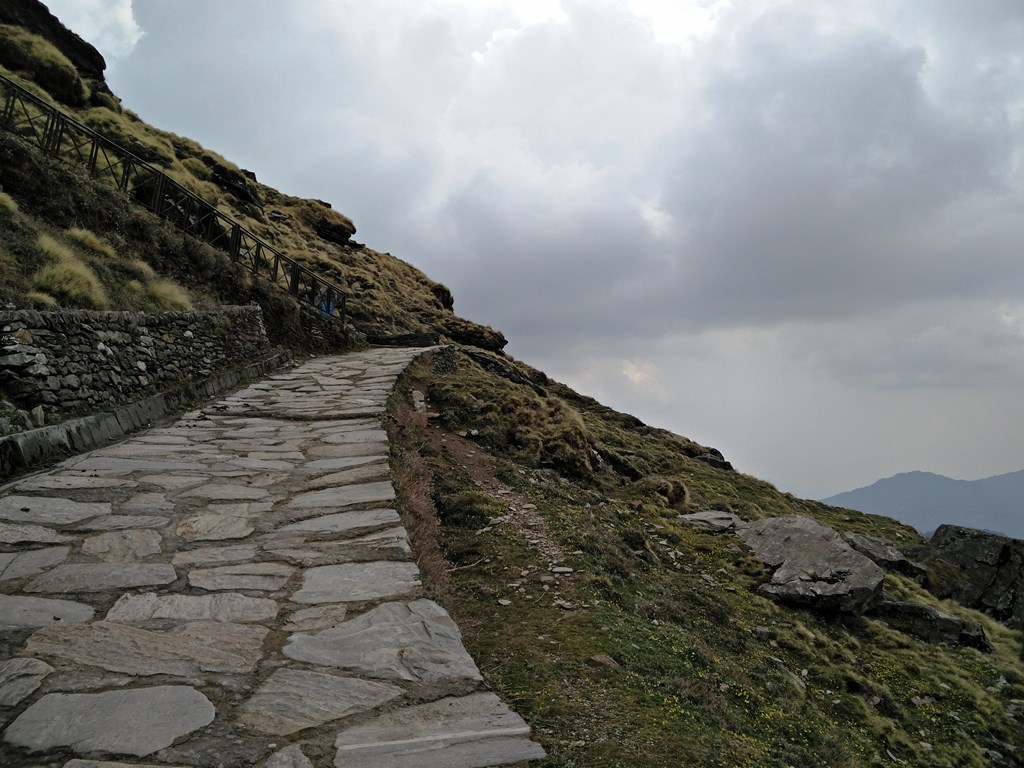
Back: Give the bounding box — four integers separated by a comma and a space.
823, 470, 1024, 539
388, 350, 1024, 767
0, 5, 504, 353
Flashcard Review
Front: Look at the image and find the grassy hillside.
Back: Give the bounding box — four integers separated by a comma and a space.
0, 22, 504, 352
388, 350, 1024, 767
2, 10, 1022, 767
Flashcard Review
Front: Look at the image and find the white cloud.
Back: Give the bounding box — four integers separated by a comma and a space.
621, 359, 670, 400
44, 0, 142, 63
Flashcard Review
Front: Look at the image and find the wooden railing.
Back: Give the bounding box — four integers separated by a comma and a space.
0, 72, 347, 325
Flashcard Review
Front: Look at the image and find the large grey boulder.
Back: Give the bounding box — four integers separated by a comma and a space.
869, 600, 992, 651
914, 525, 1024, 630
736, 516, 884, 614
841, 532, 924, 579
678, 511, 743, 533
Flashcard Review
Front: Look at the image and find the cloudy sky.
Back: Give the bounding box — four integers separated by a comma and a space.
47, 0, 1024, 499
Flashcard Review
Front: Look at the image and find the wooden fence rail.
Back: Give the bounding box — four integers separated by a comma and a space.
0, 72, 347, 326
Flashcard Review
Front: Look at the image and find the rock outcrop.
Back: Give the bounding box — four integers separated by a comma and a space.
694, 452, 734, 472
915, 525, 1024, 630
735, 516, 884, 614
868, 600, 992, 651
0, 0, 106, 80
678, 512, 886, 614
841, 532, 925, 579
679, 512, 996, 650
677, 510, 742, 534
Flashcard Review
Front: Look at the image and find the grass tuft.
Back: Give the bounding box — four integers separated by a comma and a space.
0, 190, 18, 212
66, 227, 116, 258
25, 290, 57, 307
32, 233, 110, 309
146, 278, 193, 311
125, 259, 157, 282
36, 232, 77, 263
31, 260, 109, 309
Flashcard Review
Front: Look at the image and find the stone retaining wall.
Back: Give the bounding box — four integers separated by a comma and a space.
0, 349, 290, 480
0, 306, 270, 420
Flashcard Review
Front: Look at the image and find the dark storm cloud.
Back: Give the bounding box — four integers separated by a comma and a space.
333, 0, 1024, 368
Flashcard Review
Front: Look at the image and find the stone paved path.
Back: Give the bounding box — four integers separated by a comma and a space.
0, 347, 545, 768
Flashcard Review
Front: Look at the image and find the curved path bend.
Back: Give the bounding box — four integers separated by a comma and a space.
0, 347, 545, 768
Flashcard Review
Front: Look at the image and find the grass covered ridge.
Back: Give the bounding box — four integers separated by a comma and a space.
0, 25, 87, 106
388, 349, 1024, 768
0, 48, 503, 350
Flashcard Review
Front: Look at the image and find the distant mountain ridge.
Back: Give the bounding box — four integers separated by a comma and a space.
822, 470, 1024, 539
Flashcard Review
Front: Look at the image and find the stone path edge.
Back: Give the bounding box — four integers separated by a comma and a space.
0, 351, 292, 482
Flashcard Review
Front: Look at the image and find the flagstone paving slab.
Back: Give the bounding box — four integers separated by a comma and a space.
105, 592, 279, 624
70, 514, 170, 531
181, 484, 270, 501
0, 347, 543, 767
265, 527, 412, 566
275, 508, 401, 536
188, 562, 295, 591
3, 685, 215, 756
283, 603, 349, 632
0, 658, 52, 706
24, 621, 267, 676
171, 543, 259, 566
0, 595, 95, 628
264, 744, 314, 768
306, 455, 388, 471
177, 513, 255, 542
238, 668, 403, 736
0, 522, 68, 544
291, 561, 420, 604
81, 529, 162, 562
0, 496, 110, 525
289, 481, 396, 511
284, 599, 482, 693
332, 693, 547, 768
118, 492, 175, 515
309, 462, 391, 488
0, 547, 69, 582
13, 475, 135, 491
25, 563, 177, 593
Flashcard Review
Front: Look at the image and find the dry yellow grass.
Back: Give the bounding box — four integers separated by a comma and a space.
36, 233, 77, 263
146, 278, 192, 311
180, 157, 212, 180
32, 233, 110, 309
125, 259, 157, 282
66, 227, 116, 258
0, 190, 18, 212
25, 290, 57, 307
0, 26, 87, 105
31, 260, 109, 309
